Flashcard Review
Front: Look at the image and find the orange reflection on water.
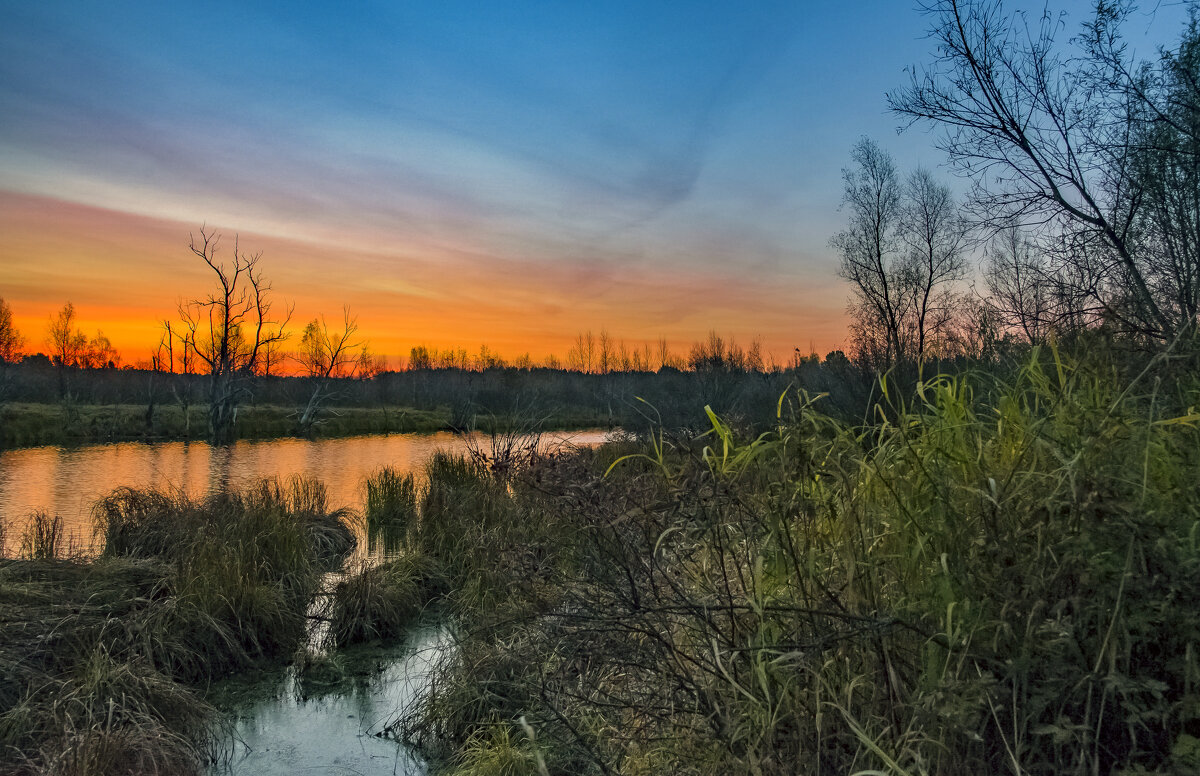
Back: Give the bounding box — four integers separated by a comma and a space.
0, 430, 611, 554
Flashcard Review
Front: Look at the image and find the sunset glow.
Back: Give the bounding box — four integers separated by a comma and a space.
1, 1, 1188, 365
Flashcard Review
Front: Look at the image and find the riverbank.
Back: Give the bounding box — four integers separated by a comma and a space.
0, 401, 615, 449
0, 476, 432, 775
384, 351, 1200, 776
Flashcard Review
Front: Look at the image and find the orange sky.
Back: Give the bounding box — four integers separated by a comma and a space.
0, 192, 849, 369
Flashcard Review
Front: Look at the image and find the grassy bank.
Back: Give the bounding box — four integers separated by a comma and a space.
0, 401, 618, 449
0, 402, 451, 448
375, 349, 1200, 776
0, 477, 364, 775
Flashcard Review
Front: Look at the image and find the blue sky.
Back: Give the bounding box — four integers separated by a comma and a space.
0, 1, 1192, 360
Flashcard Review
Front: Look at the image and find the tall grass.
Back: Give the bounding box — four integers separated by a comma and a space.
18, 511, 74, 560
394, 349, 1200, 776
93, 476, 358, 680
365, 467, 419, 542
325, 552, 448, 649
0, 475, 361, 774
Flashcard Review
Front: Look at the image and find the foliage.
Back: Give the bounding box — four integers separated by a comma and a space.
394, 349, 1200, 776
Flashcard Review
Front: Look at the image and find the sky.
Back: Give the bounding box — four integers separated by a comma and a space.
0, 1, 1192, 367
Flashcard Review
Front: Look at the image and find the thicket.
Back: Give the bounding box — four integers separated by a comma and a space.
383, 347, 1200, 775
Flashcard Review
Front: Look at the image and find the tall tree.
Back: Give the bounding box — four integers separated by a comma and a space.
0, 298, 23, 365
178, 228, 290, 445
984, 227, 1056, 345
46, 302, 90, 398
889, 0, 1200, 341
900, 168, 970, 360
832, 138, 907, 364
832, 139, 969, 365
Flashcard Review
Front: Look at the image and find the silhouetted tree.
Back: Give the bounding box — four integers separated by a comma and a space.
984, 227, 1056, 345
0, 297, 24, 403
178, 228, 290, 445
900, 167, 970, 359
832, 139, 968, 365
294, 307, 366, 434
889, 0, 1200, 342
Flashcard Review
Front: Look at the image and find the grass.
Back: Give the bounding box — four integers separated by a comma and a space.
325, 552, 448, 648
17, 511, 78, 560
365, 467, 420, 538
387, 348, 1200, 776
0, 400, 610, 449
0, 475, 362, 774
0, 556, 216, 776
0, 401, 451, 448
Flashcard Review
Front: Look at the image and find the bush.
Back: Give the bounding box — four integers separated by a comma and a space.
325, 551, 448, 648
398, 349, 1200, 776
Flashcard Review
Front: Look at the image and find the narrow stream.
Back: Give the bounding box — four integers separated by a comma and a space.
208, 622, 448, 776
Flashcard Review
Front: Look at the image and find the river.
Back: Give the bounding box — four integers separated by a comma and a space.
0, 429, 611, 554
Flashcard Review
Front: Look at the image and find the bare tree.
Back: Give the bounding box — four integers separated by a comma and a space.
888, 0, 1200, 341
0, 298, 22, 365
178, 228, 291, 445
656, 337, 672, 370
984, 226, 1056, 345
0, 297, 24, 404
568, 331, 596, 373
293, 307, 365, 435
832, 138, 909, 364
46, 302, 90, 398
900, 168, 970, 360
833, 140, 969, 365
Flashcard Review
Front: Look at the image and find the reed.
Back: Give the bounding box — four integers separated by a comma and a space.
18, 511, 73, 561
364, 467, 420, 537
397, 348, 1200, 776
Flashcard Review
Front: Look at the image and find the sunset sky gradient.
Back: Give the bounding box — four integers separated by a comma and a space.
0, 1, 1189, 366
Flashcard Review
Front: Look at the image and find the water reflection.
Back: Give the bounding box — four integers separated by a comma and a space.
209, 624, 447, 776
0, 430, 610, 554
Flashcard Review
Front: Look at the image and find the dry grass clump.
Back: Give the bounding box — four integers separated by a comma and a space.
0, 557, 215, 776
0, 475, 361, 774
95, 475, 356, 570
18, 512, 82, 560
325, 551, 448, 648
0, 648, 216, 776
365, 467, 419, 532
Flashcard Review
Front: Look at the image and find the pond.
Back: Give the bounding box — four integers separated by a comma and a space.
0, 429, 612, 554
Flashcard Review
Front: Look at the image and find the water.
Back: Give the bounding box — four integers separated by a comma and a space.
0, 429, 611, 553
210, 624, 448, 776
0, 429, 613, 773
